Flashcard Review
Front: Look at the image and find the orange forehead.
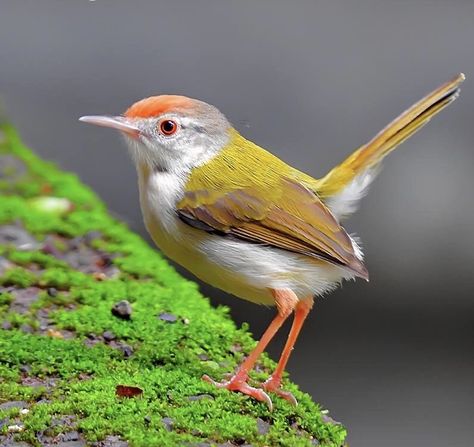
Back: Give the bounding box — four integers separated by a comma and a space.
124, 95, 196, 119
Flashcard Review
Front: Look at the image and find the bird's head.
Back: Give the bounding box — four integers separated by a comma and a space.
80, 95, 231, 173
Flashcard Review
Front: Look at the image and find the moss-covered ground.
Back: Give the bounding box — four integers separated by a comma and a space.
0, 123, 347, 446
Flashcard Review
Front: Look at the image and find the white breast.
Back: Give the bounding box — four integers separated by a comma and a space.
137, 169, 358, 305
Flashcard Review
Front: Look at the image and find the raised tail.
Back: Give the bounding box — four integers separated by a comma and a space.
316, 73, 465, 219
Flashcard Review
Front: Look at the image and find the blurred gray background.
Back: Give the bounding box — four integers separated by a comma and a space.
1, 1, 473, 445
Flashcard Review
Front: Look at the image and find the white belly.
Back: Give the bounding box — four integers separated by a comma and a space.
138, 170, 356, 305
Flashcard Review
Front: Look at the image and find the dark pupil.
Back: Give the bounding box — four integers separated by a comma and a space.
162, 120, 175, 133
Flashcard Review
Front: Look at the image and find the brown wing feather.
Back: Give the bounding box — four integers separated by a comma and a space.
177, 179, 368, 279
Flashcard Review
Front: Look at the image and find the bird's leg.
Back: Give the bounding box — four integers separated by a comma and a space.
262, 297, 313, 405
203, 288, 297, 410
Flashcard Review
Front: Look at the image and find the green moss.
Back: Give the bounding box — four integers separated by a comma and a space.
0, 291, 13, 306
0, 123, 347, 446
38, 268, 92, 290
6, 249, 69, 269
0, 266, 36, 288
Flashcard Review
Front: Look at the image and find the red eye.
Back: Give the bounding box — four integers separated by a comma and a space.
159, 119, 178, 136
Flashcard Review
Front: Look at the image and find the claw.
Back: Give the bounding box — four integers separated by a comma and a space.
202, 374, 273, 411
262, 376, 298, 406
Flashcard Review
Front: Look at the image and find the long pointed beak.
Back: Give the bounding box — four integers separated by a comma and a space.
79, 115, 141, 139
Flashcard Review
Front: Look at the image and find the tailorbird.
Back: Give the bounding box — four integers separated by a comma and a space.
80, 73, 465, 410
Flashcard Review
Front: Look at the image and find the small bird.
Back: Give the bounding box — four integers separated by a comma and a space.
80, 73, 464, 410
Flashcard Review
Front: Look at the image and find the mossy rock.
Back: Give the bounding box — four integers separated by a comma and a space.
0, 124, 347, 446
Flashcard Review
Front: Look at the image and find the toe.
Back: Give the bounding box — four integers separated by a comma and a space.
202, 374, 273, 410
239, 382, 273, 411
202, 374, 223, 387
262, 377, 298, 406
273, 388, 298, 406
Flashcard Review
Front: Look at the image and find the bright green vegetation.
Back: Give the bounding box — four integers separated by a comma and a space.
0, 123, 347, 446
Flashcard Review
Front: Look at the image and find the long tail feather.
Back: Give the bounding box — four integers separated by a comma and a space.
317, 73, 465, 208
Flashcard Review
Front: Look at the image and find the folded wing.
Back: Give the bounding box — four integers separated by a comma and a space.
177, 178, 368, 279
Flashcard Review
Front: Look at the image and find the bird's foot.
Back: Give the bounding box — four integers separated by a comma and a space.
261, 375, 298, 406
202, 373, 273, 411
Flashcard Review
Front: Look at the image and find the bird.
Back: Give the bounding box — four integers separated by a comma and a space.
80, 73, 464, 410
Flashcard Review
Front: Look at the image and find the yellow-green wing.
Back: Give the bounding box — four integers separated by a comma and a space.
177, 178, 368, 279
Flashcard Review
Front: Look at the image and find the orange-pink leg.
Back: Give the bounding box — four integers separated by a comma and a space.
203, 288, 298, 410
262, 297, 313, 405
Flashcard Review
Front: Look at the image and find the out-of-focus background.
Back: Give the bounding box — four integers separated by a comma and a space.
1, 1, 473, 445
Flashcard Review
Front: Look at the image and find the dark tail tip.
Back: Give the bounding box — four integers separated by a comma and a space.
349, 258, 369, 281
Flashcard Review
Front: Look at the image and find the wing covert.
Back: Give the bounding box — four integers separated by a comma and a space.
177, 179, 368, 279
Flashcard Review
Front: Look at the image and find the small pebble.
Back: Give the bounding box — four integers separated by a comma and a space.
102, 330, 116, 341
158, 312, 178, 323
0, 224, 38, 250
10, 287, 41, 314
19, 364, 31, 374
20, 408, 29, 415
256, 417, 271, 435
93, 272, 107, 281
60, 431, 80, 441
161, 417, 174, 432
20, 324, 34, 334
188, 394, 214, 402
36, 399, 52, 405
230, 344, 243, 353
5, 442, 31, 447
1, 321, 13, 330
119, 344, 134, 358
47, 287, 58, 297
111, 300, 132, 320
0, 154, 26, 179
56, 441, 86, 447
47, 328, 64, 338
0, 256, 13, 275
99, 435, 129, 447
96, 254, 113, 268
83, 231, 103, 244
8, 423, 24, 432
0, 401, 28, 410
51, 414, 76, 427
0, 418, 9, 430
321, 414, 340, 425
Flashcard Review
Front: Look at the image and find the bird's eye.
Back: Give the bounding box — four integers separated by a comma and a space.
159, 119, 178, 136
